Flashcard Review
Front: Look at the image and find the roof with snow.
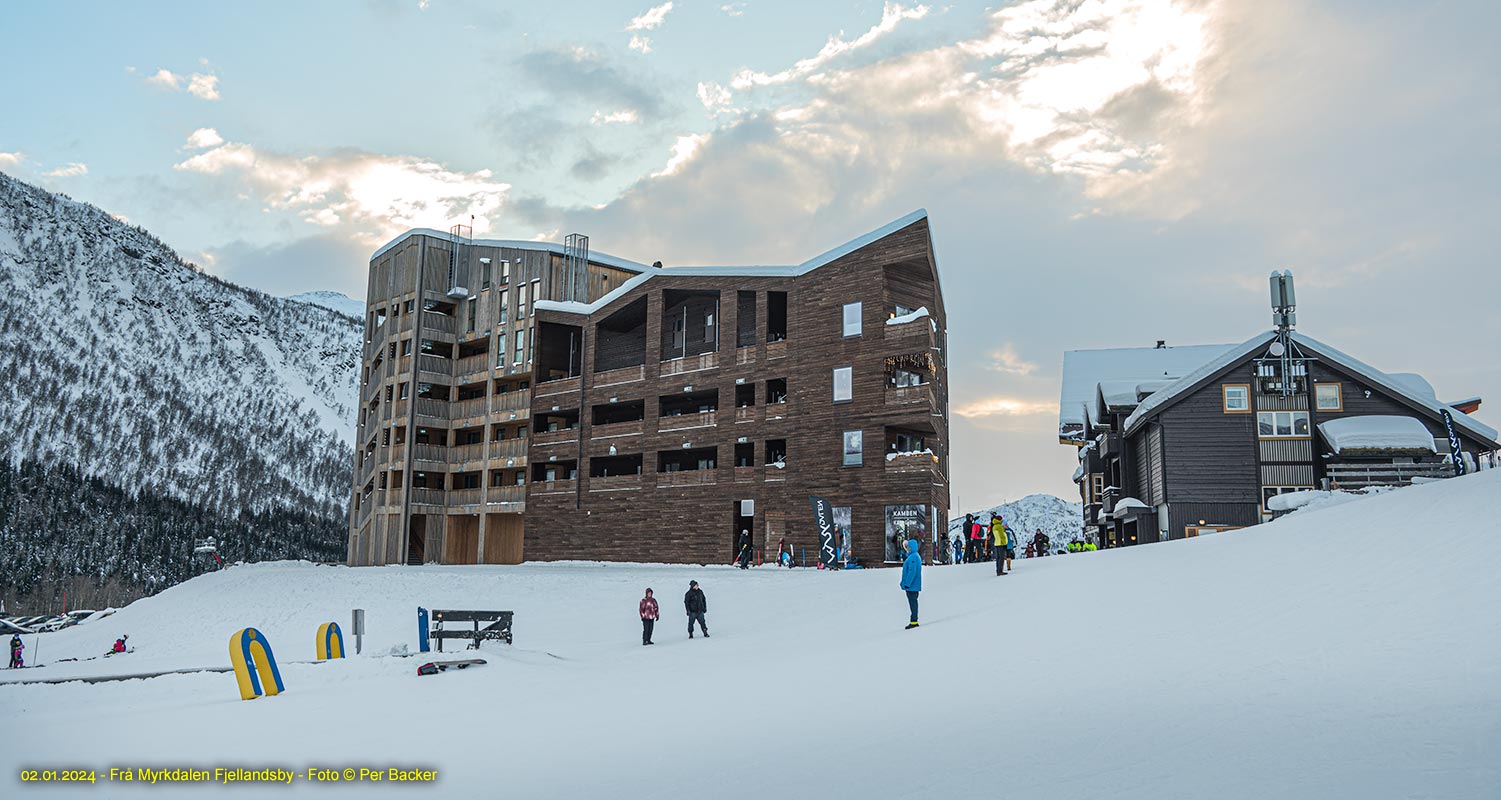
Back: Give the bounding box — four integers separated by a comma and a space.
1059, 343, 1237, 437
1318, 415, 1438, 455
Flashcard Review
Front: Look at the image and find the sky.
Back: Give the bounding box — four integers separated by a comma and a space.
2, 0, 1498, 511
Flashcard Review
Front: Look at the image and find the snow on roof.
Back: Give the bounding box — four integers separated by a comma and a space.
1444, 396, 1482, 409
1119, 331, 1500, 446
370, 229, 655, 274
1071, 463, 1085, 482
1318, 415, 1438, 455
1111, 496, 1151, 517
1059, 342, 1238, 433
534, 210, 930, 318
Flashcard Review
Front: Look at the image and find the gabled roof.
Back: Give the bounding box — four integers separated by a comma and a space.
1119, 331, 1500, 446
1059, 343, 1237, 435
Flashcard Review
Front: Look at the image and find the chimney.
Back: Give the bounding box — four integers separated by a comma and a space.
1155, 340, 1166, 349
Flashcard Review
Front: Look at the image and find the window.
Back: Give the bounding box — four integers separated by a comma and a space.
497, 289, 508, 324
1257, 411, 1310, 438
833, 367, 853, 403
528, 325, 535, 362
1092, 474, 1104, 501
467, 299, 476, 333
891, 368, 925, 388
481, 260, 492, 290
894, 303, 916, 318
496, 332, 507, 366
842, 302, 862, 337
514, 328, 525, 365
894, 432, 926, 453
500, 259, 510, 284
1223, 384, 1250, 413
843, 430, 863, 466
1262, 486, 1311, 512
531, 279, 542, 316
405, 300, 415, 314
398, 382, 409, 400
1315, 383, 1342, 411
516, 283, 528, 318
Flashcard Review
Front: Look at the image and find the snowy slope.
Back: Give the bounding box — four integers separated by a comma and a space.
286, 290, 363, 321
5, 471, 1495, 798
949, 493, 1084, 546
0, 173, 360, 517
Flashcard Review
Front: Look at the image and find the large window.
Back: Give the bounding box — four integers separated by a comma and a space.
1257, 410, 1310, 438
517, 283, 529, 318
514, 328, 525, 365
1315, 383, 1342, 411
833, 367, 853, 403
497, 289, 508, 324
496, 332, 507, 367
1223, 384, 1250, 413
481, 259, 492, 290
842, 430, 863, 466
531, 279, 542, 316
842, 302, 862, 337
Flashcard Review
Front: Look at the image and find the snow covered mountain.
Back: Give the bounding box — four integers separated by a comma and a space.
287, 290, 363, 320
0, 173, 359, 609
948, 493, 1084, 547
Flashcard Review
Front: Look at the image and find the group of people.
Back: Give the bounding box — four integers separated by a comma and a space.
638, 580, 711, 645
954, 513, 1017, 575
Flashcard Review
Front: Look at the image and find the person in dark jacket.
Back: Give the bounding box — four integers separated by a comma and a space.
684, 580, 710, 638
736, 529, 752, 569
961, 514, 975, 562
8, 634, 22, 669
899, 539, 923, 629
639, 589, 659, 646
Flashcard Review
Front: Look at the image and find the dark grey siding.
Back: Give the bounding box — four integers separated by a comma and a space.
1305, 359, 1496, 464
1147, 425, 1165, 506
1158, 373, 1260, 504
1167, 502, 1261, 540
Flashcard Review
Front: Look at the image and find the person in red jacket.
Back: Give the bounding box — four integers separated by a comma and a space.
639, 589, 659, 646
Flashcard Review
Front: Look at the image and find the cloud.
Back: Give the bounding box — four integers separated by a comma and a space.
987, 344, 1038, 376
651, 134, 707, 178
626, 2, 673, 53
729, 2, 931, 89
43, 162, 89, 178
143, 66, 222, 100
185, 128, 225, 149
721, 3, 745, 17
591, 109, 640, 125
173, 138, 511, 241
515, 47, 663, 117
696, 81, 734, 112
0, 152, 22, 169
953, 396, 1057, 418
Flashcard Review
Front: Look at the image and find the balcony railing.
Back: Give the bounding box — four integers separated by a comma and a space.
423, 314, 456, 335
883, 315, 934, 344
885, 384, 934, 406
390, 399, 409, 419
494, 390, 530, 412
448, 488, 482, 506
419, 354, 452, 376
397, 314, 415, 333
1327, 462, 1454, 488
734, 406, 758, 424
766, 340, 788, 360
531, 478, 577, 494
455, 353, 489, 376
409, 487, 446, 506
766, 401, 788, 421
735, 347, 755, 366
450, 443, 486, 463
659, 470, 716, 487
659, 410, 717, 432
589, 474, 644, 492
732, 466, 757, 482
885, 451, 939, 474
388, 443, 406, 463
764, 464, 788, 482
661, 352, 719, 375
533, 427, 579, 446
415, 398, 447, 419
452, 396, 488, 419
594, 365, 645, 386
489, 439, 527, 460
413, 443, 448, 464
591, 420, 644, 439
487, 485, 526, 505
534, 376, 581, 397
397, 355, 412, 375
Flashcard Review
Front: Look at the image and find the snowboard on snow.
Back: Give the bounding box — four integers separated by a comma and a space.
416, 658, 487, 676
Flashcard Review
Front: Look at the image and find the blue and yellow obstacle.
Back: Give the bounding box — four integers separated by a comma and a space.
229, 627, 284, 701
316, 621, 345, 660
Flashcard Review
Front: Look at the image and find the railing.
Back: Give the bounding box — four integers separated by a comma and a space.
413, 444, 448, 464
390, 399, 408, 419
531, 478, 577, 494
659, 410, 717, 432
764, 464, 788, 482
398, 314, 415, 333
533, 427, 579, 446
357, 499, 373, 525
409, 487, 446, 506
766, 401, 788, 421
450, 443, 486, 463
359, 456, 376, 482
885, 452, 939, 474
885, 384, 934, 406
766, 340, 788, 360
452, 397, 488, 419
661, 352, 719, 375
487, 485, 526, 505
884, 315, 934, 343
592, 419, 644, 439
594, 365, 644, 386
732, 466, 757, 482
423, 314, 456, 335
535, 376, 581, 397
366, 318, 387, 349
1328, 462, 1454, 488
490, 438, 527, 459
734, 406, 758, 424
494, 391, 530, 412
397, 355, 412, 375
589, 474, 644, 492
415, 398, 448, 418
735, 347, 755, 366
659, 470, 716, 487
455, 353, 489, 376
388, 443, 406, 463
419, 354, 452, 376
448, 488, 483, 505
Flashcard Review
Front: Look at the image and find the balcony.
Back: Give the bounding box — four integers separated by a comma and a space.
885, 384, 934, 407
732, 466, 757, 482
448, 488, 482, 506
388, 443, 406, 463
883, 314, 934, 345
531, 478, 577, 495
766, 340, 788, 360
413, 444, 448, 464
397, 314, 415, 333
397, 355, 412, 375
409, 487, 446, 506
533, 427, 579, 447
494, 390, 530, 413
487, 485, 526, 505
390, 399, 408, 419
661, 352, 719, 376
765, 401, 788, 421
735, 347, 755, 366
418, 354, 452, 377
452, 396, 488, 419
1327, 461, 1454, 488
763, 464, 788, 482
450, 443, 486, 464
455, 353, 489, 377
593, 365, 644, 387
885, 450, 939, 474
734, 406, 759, 424
659, 410, 717, 432
659, 470, 716, 487
589, 474, 644, 492
592, 419, 644, 439
489, 439, 527, 460
423, 314, 456, 335
414, 398, 448, 419
535, 376, 581, 398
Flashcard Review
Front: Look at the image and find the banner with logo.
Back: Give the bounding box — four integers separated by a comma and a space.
809, 496, 839, 569
1439, 409, 1466, 475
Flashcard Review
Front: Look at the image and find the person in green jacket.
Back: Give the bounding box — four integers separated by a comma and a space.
990, 513, 1010, 576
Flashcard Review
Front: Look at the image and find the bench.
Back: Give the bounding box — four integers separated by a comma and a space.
429, 610, 514, 652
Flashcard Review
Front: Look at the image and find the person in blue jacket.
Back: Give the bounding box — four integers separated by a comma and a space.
900, 539, 923, 630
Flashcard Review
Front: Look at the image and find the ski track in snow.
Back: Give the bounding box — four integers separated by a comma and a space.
2, 471, 1499, 798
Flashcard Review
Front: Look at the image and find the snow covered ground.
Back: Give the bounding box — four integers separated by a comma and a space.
4, 471, 1499, 799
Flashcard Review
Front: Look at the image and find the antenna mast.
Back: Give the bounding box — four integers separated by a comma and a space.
1255, 270, 1309, 397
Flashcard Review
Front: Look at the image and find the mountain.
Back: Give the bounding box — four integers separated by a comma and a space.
948, 493, 1085, 549
287, 290, 364, 320
0, 172, 359, 611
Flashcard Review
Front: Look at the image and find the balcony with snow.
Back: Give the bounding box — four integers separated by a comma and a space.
1318, 415, 1456, 488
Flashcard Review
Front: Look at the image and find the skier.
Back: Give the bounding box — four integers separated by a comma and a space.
961, 514, 975, 562
951, 533, 963, 566
684, 580, 709, 639
991, 514, 1010, 576
735, 529, 752, 569
776, 537, 791, 568
8, 634, 22, 669
639, 589, 659, 646
110, 635, 129, 654
899, 539, 923, 629
1033, 529, 1050, 558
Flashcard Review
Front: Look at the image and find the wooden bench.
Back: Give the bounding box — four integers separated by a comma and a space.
429, 610, 514, 652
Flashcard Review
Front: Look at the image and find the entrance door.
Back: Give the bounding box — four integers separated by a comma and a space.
407, 514, 427, 565
732, 501, 754, 562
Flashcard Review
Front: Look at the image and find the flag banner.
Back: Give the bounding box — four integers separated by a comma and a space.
1440, 409, 1466, 475
809, 496, 839, 569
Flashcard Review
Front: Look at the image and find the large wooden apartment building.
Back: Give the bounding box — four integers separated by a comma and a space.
348, 211, 948, 567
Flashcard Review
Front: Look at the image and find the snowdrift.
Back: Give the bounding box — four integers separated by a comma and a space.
3, 471, 1499, 799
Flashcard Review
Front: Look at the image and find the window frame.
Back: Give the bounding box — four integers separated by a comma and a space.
832, 366, 853, 403
842, 429, 863, 467
530, 279, 542, 316
1315, 382, 1343, 412
842, 301, 862, 338
1222, 383, 1251, 414
1257, 410, 1311, 439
